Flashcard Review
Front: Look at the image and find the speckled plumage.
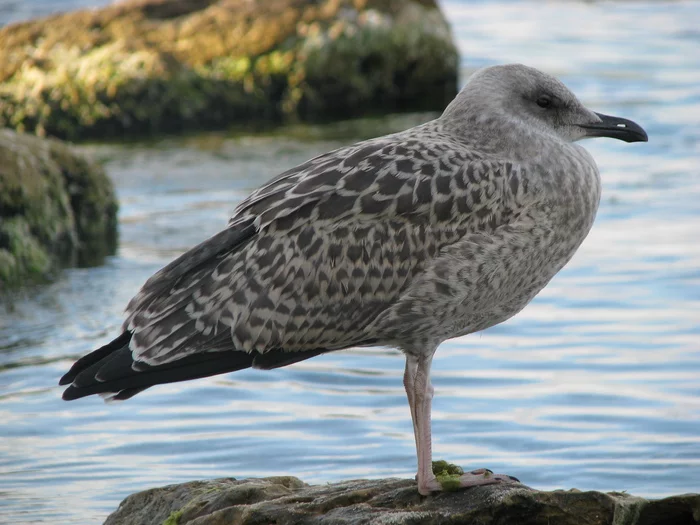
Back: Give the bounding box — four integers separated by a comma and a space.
61, 64, 647, 494
124, 83, 601, 365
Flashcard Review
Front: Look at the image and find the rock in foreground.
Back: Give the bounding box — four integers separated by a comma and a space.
0, 0, 458, 140
0, 129, 117, 290
104, 476, 700, 525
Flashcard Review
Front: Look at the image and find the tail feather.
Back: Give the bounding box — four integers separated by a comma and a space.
60, 331, 255, 401
59, 333, 355, 402
59, 331, 131, 386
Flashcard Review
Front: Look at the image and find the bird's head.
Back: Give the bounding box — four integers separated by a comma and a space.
442, 64, 648, 145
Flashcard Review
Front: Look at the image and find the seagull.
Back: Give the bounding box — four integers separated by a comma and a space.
60, 64, 647, 495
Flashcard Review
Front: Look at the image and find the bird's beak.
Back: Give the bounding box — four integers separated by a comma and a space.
579, 112, 648, 143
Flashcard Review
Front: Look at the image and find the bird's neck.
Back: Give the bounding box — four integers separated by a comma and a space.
440, 101, 568, 163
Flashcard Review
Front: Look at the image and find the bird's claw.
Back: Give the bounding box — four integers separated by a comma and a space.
419, 466, 521, 495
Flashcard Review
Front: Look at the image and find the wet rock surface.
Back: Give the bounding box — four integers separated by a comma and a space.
0, 0, 458, 140
104, 476, 700, 525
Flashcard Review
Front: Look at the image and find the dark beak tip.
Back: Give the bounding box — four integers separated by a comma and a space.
626, 129, 648, 144
585, 112, 649, 144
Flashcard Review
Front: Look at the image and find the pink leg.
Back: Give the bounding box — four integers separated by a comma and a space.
403, 358, 419, 451
404, 353, 520, 495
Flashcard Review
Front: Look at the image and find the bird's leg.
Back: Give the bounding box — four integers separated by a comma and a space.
403, 357, 419, 451
405, 352, 442, 495
405, 352, 521, 495
413, 353, 438, 495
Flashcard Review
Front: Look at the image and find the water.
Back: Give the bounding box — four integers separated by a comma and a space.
1, 1, 699, 523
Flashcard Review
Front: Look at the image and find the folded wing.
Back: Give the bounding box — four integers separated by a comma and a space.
60, 125, 519, 400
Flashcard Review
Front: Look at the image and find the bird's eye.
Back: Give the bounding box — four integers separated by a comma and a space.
536, 96, 553, 109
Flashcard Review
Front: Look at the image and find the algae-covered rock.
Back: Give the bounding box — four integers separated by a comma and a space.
0, 0, 459, 141
0, 129, 118, 289
103, 476, 700, 525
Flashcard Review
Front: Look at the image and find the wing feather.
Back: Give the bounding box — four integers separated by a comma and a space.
124, 219, 256, 328
121, 123, 521, 370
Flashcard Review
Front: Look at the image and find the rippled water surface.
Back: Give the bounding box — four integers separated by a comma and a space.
1, 1, 699, 523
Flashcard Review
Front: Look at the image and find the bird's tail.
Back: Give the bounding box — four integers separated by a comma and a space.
59, 333, 363, 402
58, 331, 257, 401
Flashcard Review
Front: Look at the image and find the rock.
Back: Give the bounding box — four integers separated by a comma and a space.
0, 0, 459, 141
103, 476, 700, 525
0, 129, 118, 290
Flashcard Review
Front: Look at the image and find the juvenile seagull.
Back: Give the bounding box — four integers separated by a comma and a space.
60, 64, 647, 495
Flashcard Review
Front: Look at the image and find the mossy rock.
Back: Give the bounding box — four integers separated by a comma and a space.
0, 0, 458, 141
0, 129, 118, 290
103, 475, 700, 525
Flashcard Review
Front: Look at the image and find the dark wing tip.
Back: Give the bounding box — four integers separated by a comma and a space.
111, 387, 148, 401
61, 342, 261, 401
59, 331, 132, 394
62, 385, 87, 401
59, 354, 94, 386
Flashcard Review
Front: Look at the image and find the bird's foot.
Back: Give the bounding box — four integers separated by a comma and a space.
418, 461, 520, 495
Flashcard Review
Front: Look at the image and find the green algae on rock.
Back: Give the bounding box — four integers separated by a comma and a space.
104, 476, 700, 525
0, 129, 118, 289
432, 459, 465, 492
0, 0, 459, 141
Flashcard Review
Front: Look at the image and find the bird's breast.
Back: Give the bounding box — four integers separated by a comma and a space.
378, 148, 603, 349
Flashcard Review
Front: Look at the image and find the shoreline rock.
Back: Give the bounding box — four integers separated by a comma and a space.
0, 0, 459, 141
104, 476, 700, 525
0, 129, 118, 290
